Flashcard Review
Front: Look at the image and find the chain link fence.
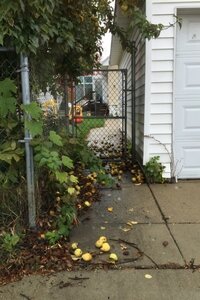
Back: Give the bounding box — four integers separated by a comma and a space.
0, 49, 28, 226
66, 69, 128, 160
0, 49, 129, 226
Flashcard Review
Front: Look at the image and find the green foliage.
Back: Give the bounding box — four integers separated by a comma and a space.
0, 78, 16, 117
49, 130, 63, 146
45, 231, 60, 245
96, 169, 115, 187
62, 156, 74, 169
0, 79, 78, 232
0, 79, 24, 188
45, 202, 76, 244
1, 232, 20, 253
34, 134, 76, 182
0, 0, 171, 91
0, 141, 23, 164
0, 0, 113, 86
22, 102, 42, 119
62, 134, 102, 171
22, 102, 43, 137
61, 134, 115, 187
144, 156, 165, 183
109, 1, 181, 54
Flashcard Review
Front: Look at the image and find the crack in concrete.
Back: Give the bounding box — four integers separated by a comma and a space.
146, 182, 187, 265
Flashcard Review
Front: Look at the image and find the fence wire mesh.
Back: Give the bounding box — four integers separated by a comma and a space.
0, 49, 28, 226
0, 50, 22, 144
68, 69, 127, 160
0, 50, 19, 80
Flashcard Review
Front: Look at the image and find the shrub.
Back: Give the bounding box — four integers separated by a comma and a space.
144, 156, 165, 183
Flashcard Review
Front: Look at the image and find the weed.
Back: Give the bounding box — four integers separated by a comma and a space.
45, 201, 76, 244
144, 156, 165, 183
0, 232, 20, 254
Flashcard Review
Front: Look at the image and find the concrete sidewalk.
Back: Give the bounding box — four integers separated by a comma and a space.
1, 179, 200, 299
70, 179, 200, 268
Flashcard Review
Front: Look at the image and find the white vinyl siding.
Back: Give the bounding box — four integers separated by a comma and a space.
146, 5, 176, 177
110, 0, 200, 179
144, 0, 200, 178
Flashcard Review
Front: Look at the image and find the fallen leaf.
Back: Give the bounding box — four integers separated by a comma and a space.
128, 208, 134, 212
84, 201, 91, 207
135, 183, 141, 186
145, 274, 152, 279
126, 222, 133, 226
107, 207, 113, 212
120, 243, 127, 250
121, 227, 132, 232
130, 221, 138, 225
70, 255, 81, 261
126, 220, 138, 226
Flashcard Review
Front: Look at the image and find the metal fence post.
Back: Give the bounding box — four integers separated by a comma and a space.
20, 54, 36, 228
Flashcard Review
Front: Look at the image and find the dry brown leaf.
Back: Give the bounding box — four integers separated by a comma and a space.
120, 244, 128, 250
121, 227, 132, 232
129, 220, 138, 225
126, 222, 133, 226
107, 207, 113, 212
71, 255, 81, 261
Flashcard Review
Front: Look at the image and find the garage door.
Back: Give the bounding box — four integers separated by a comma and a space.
174, 12, 200, 178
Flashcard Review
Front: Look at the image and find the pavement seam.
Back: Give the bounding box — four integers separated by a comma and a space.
146, 182, 187, 265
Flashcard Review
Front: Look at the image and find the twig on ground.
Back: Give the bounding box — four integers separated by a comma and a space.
68, 276, 89, 281
19, 294, 31, 300
110, 238, 160, 269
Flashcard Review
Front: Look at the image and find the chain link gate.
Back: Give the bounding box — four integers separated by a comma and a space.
67, 69, 128, 161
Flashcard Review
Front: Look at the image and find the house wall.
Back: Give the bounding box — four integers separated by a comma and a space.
119, 29, 146, 160
107, 65, 121, 116
144, 0, 200, 178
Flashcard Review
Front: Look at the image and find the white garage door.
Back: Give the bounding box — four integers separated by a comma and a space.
175, 12, 200, 178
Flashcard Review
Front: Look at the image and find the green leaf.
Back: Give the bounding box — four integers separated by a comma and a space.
58, 225, 69, 236
19, 0, 25, 12
0, 153, 13, 164
0, 151, 21, 164
1, 141, 15, 152
0, 85, 16, 117
26, 120, 43, 137
69, 175, 78, 184
10, 141, 16, 150
49, 131, 63, 146
55, 171, 68, 183
67, 187, 75, 195
0, 33, 4, 45
22, 102, 42, 119
62, 155, 73, 169
45, 231, 60, 244
0, 78, 16, 95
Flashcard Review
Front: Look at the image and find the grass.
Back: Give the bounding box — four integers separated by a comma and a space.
76, 118, 105, 139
